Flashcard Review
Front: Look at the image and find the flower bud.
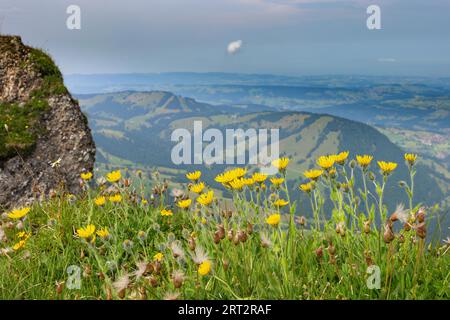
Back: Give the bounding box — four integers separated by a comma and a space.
404, 222, 411, 232
416, 223, 426, 239
149, 275, 158, 287
329, 255, 336, 264
227, 229, 234, 241
315, 246, 323, 259
123, 179, 131, 187
56, 281, 64, 295
383, 224, 395, 243
118, 288, 126, 299
213, 231, 221, 244
246, 222, 253, 235
153, 261, 162, 274
223, 259, 230, 271
172, 271, 185, 289
83, 265, 92, 278
217, 224, 225, 239
106, 287, 113, 300
416, 207, 426, 223
188, 237, 196, 251
139, 286, 147, 300
363, 220, 371, 234
298, 216, 306, 226
238, 230, 248, 243
327, 243, 336, 256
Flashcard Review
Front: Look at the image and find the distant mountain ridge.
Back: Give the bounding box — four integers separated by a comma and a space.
77, 91, 449, 211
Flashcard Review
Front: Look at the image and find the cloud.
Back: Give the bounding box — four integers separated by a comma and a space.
227, 40, 243, 55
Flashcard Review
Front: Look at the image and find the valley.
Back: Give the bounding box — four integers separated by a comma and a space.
77, 91, 450, 215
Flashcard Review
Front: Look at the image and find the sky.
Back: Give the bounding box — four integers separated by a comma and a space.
1, 0, 449, 76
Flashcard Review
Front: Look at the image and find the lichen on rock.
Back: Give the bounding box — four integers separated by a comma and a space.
0, 35, 96, 210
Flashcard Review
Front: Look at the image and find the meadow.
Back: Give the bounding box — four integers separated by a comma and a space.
0, 152, 448, 300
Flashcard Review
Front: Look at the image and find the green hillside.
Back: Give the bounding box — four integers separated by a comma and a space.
78, 92, 449, 216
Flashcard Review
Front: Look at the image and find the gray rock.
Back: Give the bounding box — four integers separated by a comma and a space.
0, 36, 96, 210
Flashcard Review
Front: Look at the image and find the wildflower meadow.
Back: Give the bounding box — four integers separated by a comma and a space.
0, 153, 448, 300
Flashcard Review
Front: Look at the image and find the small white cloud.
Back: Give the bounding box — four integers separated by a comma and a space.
227, 40, 243, 55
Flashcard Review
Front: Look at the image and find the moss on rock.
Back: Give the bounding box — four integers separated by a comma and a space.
0, 41, 68, 160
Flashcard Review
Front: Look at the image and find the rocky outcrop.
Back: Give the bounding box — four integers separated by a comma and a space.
0, 35, 95, 210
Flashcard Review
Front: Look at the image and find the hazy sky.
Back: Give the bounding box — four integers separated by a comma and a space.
1, 0, 449, 76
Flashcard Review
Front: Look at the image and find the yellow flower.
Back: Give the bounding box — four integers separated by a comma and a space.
106, 170, 121, 183
201, 217, 207, 225
270, 177, 285, 186
190, 182, 205, 194
231, 168, 247, 178
329, 168, 337, 177
77, 224, 96, 239
186, 171, 201, 182
197, 190, 214, 206
141, 198, 148, 205
80, 172, 93, 181
266, 214, 281, 226
177, 199, 192, 209
153, 252, 164, 262
303, 169, 323, 181
7, 207, 30, 220
252, 172, 268, 183
215, 171, 235, 184
334, 151, 349, 165
161, 209, 173, 216
299, 182, 314, 193
94, 196, 106, 206
198, 260, 212, 276
242, 178, 255, 186
229, 178, 245, 191
273, 199, 289, 208
356, 155, 373, 168
109, 194, 122, 203
378, 161, 398, 175
317, 155, 335, 170
13, 240, 26, 251
96, 227, 110, 239
17, 232, 31, 240
272, 157, 289, 171
404, 153, 418, 166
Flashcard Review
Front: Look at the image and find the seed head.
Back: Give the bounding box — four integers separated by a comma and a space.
383, 224, 395, 243
171, 270, 185, 289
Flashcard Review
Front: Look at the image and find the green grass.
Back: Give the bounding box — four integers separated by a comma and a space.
0, 157, 449, 300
